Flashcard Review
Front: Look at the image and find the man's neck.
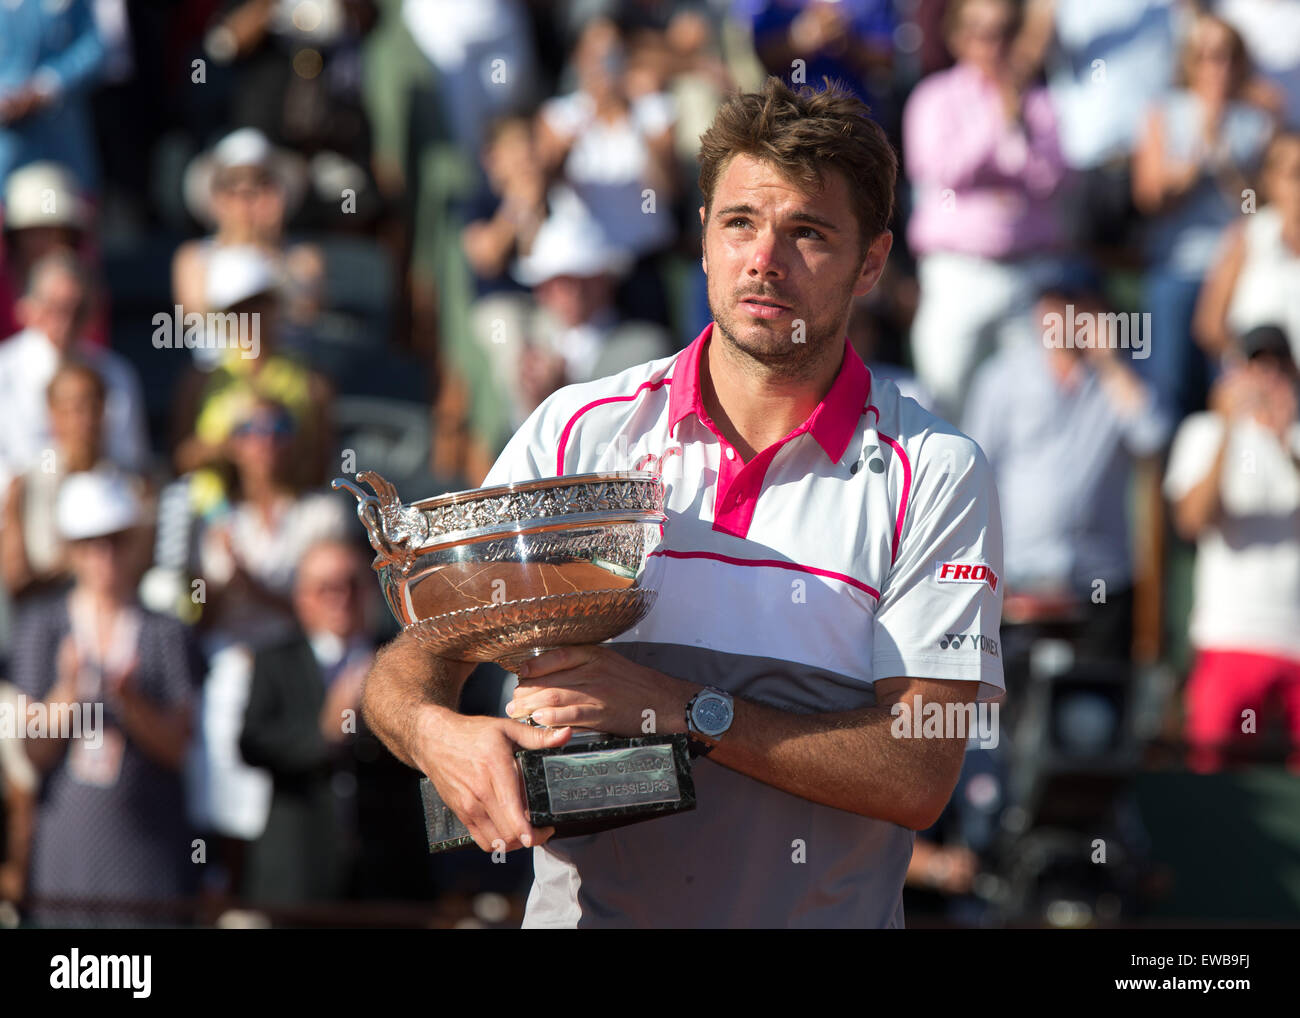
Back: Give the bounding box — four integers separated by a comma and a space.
700, 331, 842, 462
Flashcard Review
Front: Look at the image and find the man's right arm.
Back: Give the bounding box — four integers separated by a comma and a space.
359, 629, 474, 770
360, 629, 572, 852
361, 385, 576, 851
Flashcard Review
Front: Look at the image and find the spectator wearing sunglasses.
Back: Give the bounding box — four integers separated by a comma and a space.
185, 396, 350, 888
170, 244, 335, 516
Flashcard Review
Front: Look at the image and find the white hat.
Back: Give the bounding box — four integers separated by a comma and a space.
3, 162, 92, 232
56, 469, 143, 541
512, 193, 632, 287
206, 244, 281, 310
183, 127, 307, 227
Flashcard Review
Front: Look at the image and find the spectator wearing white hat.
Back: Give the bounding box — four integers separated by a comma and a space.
11, 467, 199, 926
1, 359, 139, 608
0, 161, 99, 341
3, 162, 93, 275
172, 127, 323, 329
0, 250, 149, 496
504, 190, 672, 423
170, 244, 334, 507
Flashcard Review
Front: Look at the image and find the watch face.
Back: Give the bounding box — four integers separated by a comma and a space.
693, 693, 732, 737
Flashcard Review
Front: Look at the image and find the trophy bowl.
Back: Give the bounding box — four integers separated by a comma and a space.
331, 469, 668, 673
332, 469, 694, 851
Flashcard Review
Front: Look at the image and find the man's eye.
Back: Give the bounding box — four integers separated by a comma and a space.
794, 226, 825, 240
726, 217, 750, 228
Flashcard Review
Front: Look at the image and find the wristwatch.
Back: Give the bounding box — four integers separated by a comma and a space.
685, 686, 734, 757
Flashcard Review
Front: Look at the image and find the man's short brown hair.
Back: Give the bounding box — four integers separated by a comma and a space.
697, 76, 897, 260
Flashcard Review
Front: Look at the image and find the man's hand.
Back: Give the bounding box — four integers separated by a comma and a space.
0, 85, 51, 124
518, 346, 568, 413
319, 657, 371, 743
0, 860, 24, 903
1087, 345, 1150, 416
411, 708, 572, 853
994, 71, 1025, 124
1209, 366, 1257, 421
1254, 369, 1297, 441
506, 645, 698, 738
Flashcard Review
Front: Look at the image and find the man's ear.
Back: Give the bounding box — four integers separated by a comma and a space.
699, 206, 708, 274
13, 296, 33, 329
853, 230, 893, 298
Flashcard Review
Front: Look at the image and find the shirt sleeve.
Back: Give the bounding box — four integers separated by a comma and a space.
1112, 377, 1172, 457
102, 356, 150, 475
481, 394, 563, 486
1163, 413, 1224, 501
11, 599, 65, 701
35, 0, 106, 99
870, 429, 1005, 701
539, 94, 586, 143
632, 92, 677, 136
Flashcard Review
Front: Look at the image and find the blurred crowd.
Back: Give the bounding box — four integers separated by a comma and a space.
0, 0, 1297, 928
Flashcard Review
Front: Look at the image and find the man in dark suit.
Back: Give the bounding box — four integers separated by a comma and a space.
239, 538, 432, 907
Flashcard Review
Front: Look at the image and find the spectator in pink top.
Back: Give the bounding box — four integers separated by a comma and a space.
902, 0, 1069, 421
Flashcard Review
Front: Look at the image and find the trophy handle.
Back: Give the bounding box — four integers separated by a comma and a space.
331, 471, 426, 569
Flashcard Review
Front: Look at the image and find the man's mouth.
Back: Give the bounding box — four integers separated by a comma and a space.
738, 295, 793, 318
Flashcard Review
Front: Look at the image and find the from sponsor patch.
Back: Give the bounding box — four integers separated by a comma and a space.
935, 561, 999, 591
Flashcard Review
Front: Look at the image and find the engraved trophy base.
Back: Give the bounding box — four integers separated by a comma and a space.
418, 732, 696, 853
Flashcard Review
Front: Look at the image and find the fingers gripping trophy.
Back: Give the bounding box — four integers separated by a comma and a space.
332, 470, 696, 851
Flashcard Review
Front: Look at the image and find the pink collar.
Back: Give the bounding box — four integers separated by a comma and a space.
667, 322, 871, 464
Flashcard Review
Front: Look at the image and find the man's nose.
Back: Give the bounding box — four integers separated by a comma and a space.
747, 228, 786, 278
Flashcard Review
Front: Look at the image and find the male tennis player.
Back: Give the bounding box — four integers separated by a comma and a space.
362, 76, 1004, 928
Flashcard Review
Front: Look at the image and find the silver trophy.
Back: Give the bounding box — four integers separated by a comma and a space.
332, 470, 695, 851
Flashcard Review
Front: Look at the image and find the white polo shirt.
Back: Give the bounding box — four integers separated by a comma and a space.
483, 322, 1005, 928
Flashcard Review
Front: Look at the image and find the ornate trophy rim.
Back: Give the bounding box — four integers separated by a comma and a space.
405, 510, 665, 555
331, 470, 666, 569
407, 470, 663, 511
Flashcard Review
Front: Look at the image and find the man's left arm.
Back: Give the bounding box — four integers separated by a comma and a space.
510, 654, 971, 830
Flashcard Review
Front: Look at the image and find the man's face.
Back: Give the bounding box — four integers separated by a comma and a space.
1264, 137, 1300, 221
1187, 19, 1237, 99
10, 225, 82, 271
211, 165, 285, 240
69, 530, 134, 597
535, 273, 613, 328
952, 0, 1014, 76
295, 545, 367, 638
19, 269, 88, 353
701, 153, 890, 378
48, 372, 103, 453
230, 403, 294, 478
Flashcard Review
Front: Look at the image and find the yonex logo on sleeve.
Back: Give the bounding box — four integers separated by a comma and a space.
935, 561, 999, 591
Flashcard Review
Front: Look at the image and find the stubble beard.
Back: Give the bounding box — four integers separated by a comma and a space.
707, 291, 846, 385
